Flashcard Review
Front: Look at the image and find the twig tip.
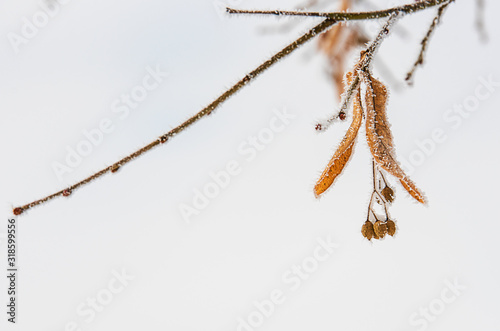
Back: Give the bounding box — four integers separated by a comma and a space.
13, 207, 23, 216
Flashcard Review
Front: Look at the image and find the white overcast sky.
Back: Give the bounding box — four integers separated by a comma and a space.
1, 0, 500, 330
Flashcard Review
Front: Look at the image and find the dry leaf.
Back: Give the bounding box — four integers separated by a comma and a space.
318, 0, 369, 100
318, 0, 350, 49
314, 72, 363, 197
318, 24, 344, 56
400, 177, 426, 204
320, 27, 367, 100
318, 0, 350, 55
363, 72, 426, 204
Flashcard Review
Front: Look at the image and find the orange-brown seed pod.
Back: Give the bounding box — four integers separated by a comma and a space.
386, 220, 397, 236
381, 186, 395, 203
361, 220, 375, 240
373, 220, 388, 239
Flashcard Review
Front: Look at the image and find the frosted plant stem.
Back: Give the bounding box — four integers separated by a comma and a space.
369, 160, 390, 221
227, 0, 451, 20
12, 18, 339, 215
405, 0, 453, 84
316, 13, 399, 131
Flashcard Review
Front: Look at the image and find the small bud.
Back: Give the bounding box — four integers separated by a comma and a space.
361, 220, 375, 240
373, 220, 388, 239
110, 164, 120, 173
160, 136, 168, 143
381, 186, 395, 203
62, 189, 71, 197
13, 207, 23, 216
339, 112, 346, 121
315, 123, 322, 131
386, 220, 397, 236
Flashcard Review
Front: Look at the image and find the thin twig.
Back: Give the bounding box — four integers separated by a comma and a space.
355, 0, 410, 39
372, 158, 377, 190
257, 0, 331, 35
227, 0, 451, 20
13, 0, 450, 215
405, 0, 453, 84
13, 19, 339, 215
379, 169, 390, 190
367, 193, 379, 222
369, 160, 390, 220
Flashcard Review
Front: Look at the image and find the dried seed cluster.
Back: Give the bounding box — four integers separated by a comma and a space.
314, 47, 426, 239
362, 219, 397, 240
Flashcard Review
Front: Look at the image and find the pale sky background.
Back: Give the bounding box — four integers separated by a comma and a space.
1, 0, 500, 330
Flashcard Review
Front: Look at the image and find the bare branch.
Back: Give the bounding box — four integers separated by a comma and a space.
405, 0, 453, 84
227, 0, 451, 21
13, 18, 340, 215
13, 0, 451, 215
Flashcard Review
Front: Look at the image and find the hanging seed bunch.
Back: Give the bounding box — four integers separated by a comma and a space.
314, 50, 426, 240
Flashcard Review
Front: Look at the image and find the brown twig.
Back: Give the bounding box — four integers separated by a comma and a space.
227, 0, 451, 20
405, 0, 453, 84
13, 19, 339, 215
